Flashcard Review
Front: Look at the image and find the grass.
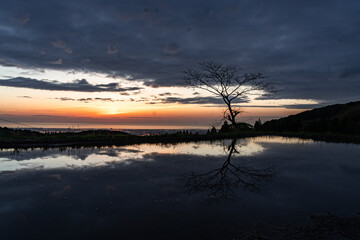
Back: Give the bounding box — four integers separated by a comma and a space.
1, 126, 360, 149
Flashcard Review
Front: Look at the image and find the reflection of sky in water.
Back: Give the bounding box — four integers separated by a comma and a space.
0, 148, 152, 171
0, 136, 313, 172
0, 136, 359, 239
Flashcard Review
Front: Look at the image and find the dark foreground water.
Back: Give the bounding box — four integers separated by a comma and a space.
0, 137, 359, 239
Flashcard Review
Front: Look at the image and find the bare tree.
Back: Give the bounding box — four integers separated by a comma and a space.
184, 61, 273, 126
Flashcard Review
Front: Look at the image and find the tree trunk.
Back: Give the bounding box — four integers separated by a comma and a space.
226, 103, 237, 125
223, 96, 237, 126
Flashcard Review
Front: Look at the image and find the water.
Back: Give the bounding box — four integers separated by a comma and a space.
0, 136, 359, 239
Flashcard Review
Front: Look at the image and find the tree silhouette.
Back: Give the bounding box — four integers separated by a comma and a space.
184, 139, 275, 200
184, 61, 273, 126
254, 118, 262, 130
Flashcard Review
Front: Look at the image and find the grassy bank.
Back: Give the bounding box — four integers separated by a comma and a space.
1, 127, 360, 149
0, 128, 260, 149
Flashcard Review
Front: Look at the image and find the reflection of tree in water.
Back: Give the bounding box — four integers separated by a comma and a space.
184, 139, 275, 200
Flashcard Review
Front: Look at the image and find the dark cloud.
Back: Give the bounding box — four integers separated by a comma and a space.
280, 104, 323, 110
143, 81, 160, 88
13, 14, 30, 25
50, 40, 72, 54
49, 58, 62, 65
233, 105, 282, 108
0, 0, 359, 103
56, 97, 120, 102
57, 97, 75, 101
78, 98, 93, 102
17, 95, 32, 98
32, 114, 69, 118
0, 77, 142, 92
0, 59, 19, 67
153, 96, 249, 105
338, 68, 360, 78
107, 43, 118, 54
163, 42, 181, 55
158, 92, 176, 96
94, 97, 116, 102
127, 117, 162, 119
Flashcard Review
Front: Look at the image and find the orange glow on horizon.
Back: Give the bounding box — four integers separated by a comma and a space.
0, 69, 318, 129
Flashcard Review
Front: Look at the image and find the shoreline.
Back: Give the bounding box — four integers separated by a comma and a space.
1, 131, 360, 149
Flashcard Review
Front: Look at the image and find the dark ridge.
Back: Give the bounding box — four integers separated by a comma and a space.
257, 101, 360, 135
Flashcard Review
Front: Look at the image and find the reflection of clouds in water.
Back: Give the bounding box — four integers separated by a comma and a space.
0, 148, 153, 172
123, 139, 264, 157
238, 141, 265, 156
0, 136, 313, 172
253, 136, 314, 144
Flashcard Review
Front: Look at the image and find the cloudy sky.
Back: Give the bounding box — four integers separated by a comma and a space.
0, 0, 359, 128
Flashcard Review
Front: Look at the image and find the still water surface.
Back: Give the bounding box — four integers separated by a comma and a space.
0, 136, 359, 239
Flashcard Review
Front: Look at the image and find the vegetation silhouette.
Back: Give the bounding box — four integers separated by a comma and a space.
257, 101, 360, 135
184, 139, 275, 200
184, 61, 274, 128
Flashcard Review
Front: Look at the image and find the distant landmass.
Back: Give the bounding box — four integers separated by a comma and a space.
1, 101, 360, 148
0, 127, 43, 138
258, 101, 360, 135
0, 128, 128, 138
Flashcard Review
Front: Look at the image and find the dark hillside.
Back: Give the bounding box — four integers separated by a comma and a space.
259, 101, 360, 135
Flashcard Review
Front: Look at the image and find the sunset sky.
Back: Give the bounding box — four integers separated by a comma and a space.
1, 0, 359, 129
